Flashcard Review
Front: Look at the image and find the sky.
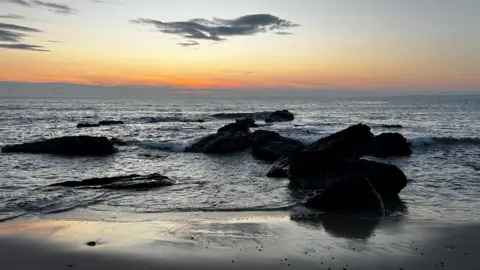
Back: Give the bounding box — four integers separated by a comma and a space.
0, 0, 479, 95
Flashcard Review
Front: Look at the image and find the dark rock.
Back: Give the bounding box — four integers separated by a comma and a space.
305, 175, 384, 213
186, 132, 251, 154
2, 136, 116, 156
251, 130, 304, 162
369, 133, 412, 157
110, 138, 127, 146
265, 110, 294, 123
289, 151, 407, 197
218, 118, 257, 133
306, 123, 374, 159
77, 120, 124, 128
267, 157, 290, 178
98, 120, 124, 126
77, 123, 100, 128
50, 173, 174, 190
212, 111, 273, 121
86, 241, 96, 247
381, 124, 403, 129
186, 119, 255, 154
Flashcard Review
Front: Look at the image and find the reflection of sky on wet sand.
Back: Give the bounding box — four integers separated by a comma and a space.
0, 211, 479, 270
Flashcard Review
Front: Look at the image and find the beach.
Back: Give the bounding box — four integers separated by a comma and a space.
0, 210, 478, 270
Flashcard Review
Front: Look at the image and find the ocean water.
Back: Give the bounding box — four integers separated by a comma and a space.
0, 96, 479, 222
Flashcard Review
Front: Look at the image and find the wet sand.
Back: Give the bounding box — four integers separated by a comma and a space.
0, 211, 478, 270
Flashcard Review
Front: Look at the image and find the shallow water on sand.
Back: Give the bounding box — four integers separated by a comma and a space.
1, 96, 479, 221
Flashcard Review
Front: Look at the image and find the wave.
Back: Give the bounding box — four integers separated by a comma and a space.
212, 111, 273, 121
409, 136, 480, 147
136, 140, 187, 152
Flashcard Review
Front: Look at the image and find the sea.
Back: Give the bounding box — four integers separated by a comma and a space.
0, 96, 479, 222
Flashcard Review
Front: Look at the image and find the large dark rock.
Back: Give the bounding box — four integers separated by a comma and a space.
2, 136, 116, 156
369, 133, 412, 157
50, 173, 173, 190
305, 175, 384, 213
265, 110, 294, 122
306, 123, 374, 159
186, 119, 255, 154
267, 157, 290, 178
265, 123, 374, 178
251, 130, 304, 162
289, 151, 407, 197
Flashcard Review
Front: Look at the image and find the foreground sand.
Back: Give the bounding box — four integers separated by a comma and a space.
0, 210, 478, 270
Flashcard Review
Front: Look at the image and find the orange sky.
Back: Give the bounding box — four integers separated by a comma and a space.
1, 0, 479, 92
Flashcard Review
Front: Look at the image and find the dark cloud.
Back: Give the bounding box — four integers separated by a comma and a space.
0, 22, 41, 32
2, 0, 79, 14
0, 14, 26, 19
132, 14, 299, 46
3, 0, 32, 6
0, 43, 49, 51
178, 40, 199, 47
31, 1, 78, 14
275, 31, 293, 35
0, 29, 26, 42
0, 21, 48, 52
47, 40, 64, 43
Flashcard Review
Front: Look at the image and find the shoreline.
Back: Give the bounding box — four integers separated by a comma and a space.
0, 211, 478, 270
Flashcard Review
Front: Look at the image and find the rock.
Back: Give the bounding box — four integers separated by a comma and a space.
265, 110, 294, 122
186, 119, 257, 154
369, 133, 412, 157
186, 132, 251, 154
77, 120, 124, 128
212, 111, 273, 121
2, 136, 116, 156
381, 124, 403, 129
77, 123, 100, 128
110, 138, 127, 146
98, 120, 124, 126
305, 175, 384, 213
218, 118, 257, 133
306, 123, 374, 159
251, 130, 304, 162
289, 151, 407, 197
267, 157, 290, 178
86, 241, 96, 247
50, 173, 174, 190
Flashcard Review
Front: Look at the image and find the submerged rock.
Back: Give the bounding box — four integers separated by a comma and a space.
77, 120, 124, 128
50, 173, 173, 190
110, 138, 127, 146
2, 136, 116, 156
98, 120, 124, 126
265, 110, 294, 123
305, 175, 384, 213
251, 130, 304, 162
370, 133, 412, 157
267, 157, 290, 178
77, 123, 100, 128
381, 124, 403, 129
